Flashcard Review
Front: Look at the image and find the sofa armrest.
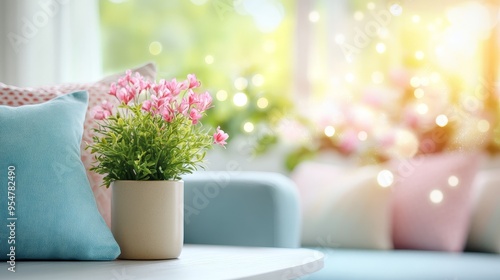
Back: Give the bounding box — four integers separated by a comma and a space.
183, 171, 301, 248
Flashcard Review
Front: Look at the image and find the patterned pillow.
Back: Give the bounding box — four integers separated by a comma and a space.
0, 63, 157, 226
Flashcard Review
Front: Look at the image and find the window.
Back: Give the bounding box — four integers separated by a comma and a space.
100, 0, 500, 170
100, 0, 294, 146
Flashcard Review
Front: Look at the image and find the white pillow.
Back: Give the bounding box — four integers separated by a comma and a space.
291, 162, 393, 249
467, 169, 500, 253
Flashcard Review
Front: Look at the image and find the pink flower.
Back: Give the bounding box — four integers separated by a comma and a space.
197, 91, 213, 112
93, 110, 107, 120
161, 106, 175, 123
178, 98, 190, 116
165, 78, 188, 96
187, 74, 201, 89
189, 108, 202, 124
213, 126, 229, 147
118, 74, 128, 87
142, 100, 152, 112
117, 88, 133, 104
139, 78, 151, 91
109, 83, 117, 96
101, 100, 114, 112
123, 70, 133, 84
92, 100, 114, 120
188, 89, 197, 106
150, 94, 162, 108
152, 80, 167, 97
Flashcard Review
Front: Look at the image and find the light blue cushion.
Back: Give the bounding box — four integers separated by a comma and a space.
0, 91, 120, 260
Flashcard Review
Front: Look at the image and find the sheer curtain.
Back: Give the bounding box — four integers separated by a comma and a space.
0, 0, 102, 87
293, 0, 351, 114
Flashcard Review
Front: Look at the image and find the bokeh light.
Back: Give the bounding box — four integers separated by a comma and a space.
354, 11, 364, 21
478, 119, 490, 133
435, 114, 449, 127
335, 33, 345, 44
358, 131, 368, 141
243, 122, 254, 133
389, 3, 403, 16
204, 55, 214, 64
216, 90, 228, 101
415, 51, 425, 60
414, 88, 424, 99
309, 11, 320, 22
448, 175, 459, 187
410, 77, 421, 88
233, 92, 248, 107
324, 126, 335, 137
416, 103, 429, 115
376, 43, 386, 54
377, 170, 394, 188
234, 77, 248, 91
149, 41, 162, 55
252, 74, 265, 86
430, 189, 444, 204
412, 15, 421, 23
345, 73, 355, 83
257, 97, 269, 109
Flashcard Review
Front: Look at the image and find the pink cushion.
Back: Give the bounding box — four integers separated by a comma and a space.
0, 63, 157, 227
390, 152, 481, 252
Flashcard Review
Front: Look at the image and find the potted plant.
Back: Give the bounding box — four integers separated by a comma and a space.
87, 70, 228, 260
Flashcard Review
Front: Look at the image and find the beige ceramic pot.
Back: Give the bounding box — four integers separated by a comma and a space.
111, 180, 184, 260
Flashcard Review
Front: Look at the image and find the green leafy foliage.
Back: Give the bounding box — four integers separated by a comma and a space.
86, 71, 227, 187
88, 104, 213, 188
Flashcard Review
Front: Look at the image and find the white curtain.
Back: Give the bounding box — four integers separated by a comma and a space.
293, 0, 351, 113
0, 0, 102, 87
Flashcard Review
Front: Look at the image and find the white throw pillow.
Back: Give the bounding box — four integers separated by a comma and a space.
292, 162, 393, 249
467, 169, 500, 253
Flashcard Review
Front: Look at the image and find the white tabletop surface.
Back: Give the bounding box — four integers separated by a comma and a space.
0, 244, 324, 280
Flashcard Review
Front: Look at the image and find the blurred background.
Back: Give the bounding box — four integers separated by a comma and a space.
2, 0, 500, 173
